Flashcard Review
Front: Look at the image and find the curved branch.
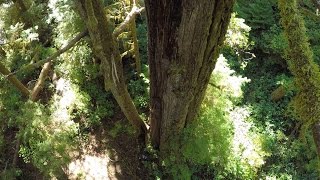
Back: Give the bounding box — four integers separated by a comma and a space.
0, 62, 30, 97
6, 30, 88, 77
113, 6, 145, 38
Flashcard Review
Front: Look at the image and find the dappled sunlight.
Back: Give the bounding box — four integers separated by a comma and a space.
51, 79, 111, 179
230, 107, 266, 168
52, 78, 76, 125
68, 155, 109, 180
66, 135, 110, 179
213, 55, 250, 98
225, 13, 251, 50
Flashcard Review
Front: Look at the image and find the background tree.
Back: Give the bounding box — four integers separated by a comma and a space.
76, 0, 147, 140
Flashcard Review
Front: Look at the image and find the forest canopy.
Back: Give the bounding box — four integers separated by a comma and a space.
0, 0, 319, 179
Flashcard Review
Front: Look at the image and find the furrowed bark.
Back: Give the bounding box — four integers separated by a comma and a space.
145, 0, 234, 150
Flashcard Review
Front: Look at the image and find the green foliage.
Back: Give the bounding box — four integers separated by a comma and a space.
225, 13, 253, 51
235, 0, 278, 31
182, 79, 233, 165
160, 55, 258, 179
17, 101, 78, 177
108, 120, 135, 138
219, 5, 319, 178
136, 22, 148, 64
259, 132, 319, 179
260, 25, 287, 55
51, 1, 115, 129
57, 46, 114, 128
234, 0, 288, 70
127, 74, 149, 110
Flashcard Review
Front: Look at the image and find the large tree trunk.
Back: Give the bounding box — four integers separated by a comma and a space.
77, 0, 147, 140
145, 1, 234, 151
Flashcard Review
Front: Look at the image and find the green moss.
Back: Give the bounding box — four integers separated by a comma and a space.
279, 0, 320, 137
84, 0, 98, 29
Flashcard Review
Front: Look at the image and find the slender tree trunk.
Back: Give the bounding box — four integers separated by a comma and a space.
77, 0, 147, 139
145, 0, 234, 151
130, 0, 141, 74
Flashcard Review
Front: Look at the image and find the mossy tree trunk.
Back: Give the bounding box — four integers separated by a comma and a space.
279, 0, 320, 158
129, 0, 141, 74
313, 122, 320, 156
77, 0, 147, 140
145, 0, 234, 153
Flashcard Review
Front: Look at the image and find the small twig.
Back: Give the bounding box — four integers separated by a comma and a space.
5, 30, 88, 78
113, 6, 145, 38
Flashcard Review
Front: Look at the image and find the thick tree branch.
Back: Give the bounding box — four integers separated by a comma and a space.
30, 61, 51, 101
6, 30, 88, 77
77, 0, 147, 142
0, 62, 30, 97
113, 6, 144, 38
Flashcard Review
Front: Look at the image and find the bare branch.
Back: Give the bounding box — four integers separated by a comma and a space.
6, 30, 88, 78
113, 6, 145, 38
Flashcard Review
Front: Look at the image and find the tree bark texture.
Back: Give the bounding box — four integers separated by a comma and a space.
145, 0, 234, 150
77, 0, 147, 138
